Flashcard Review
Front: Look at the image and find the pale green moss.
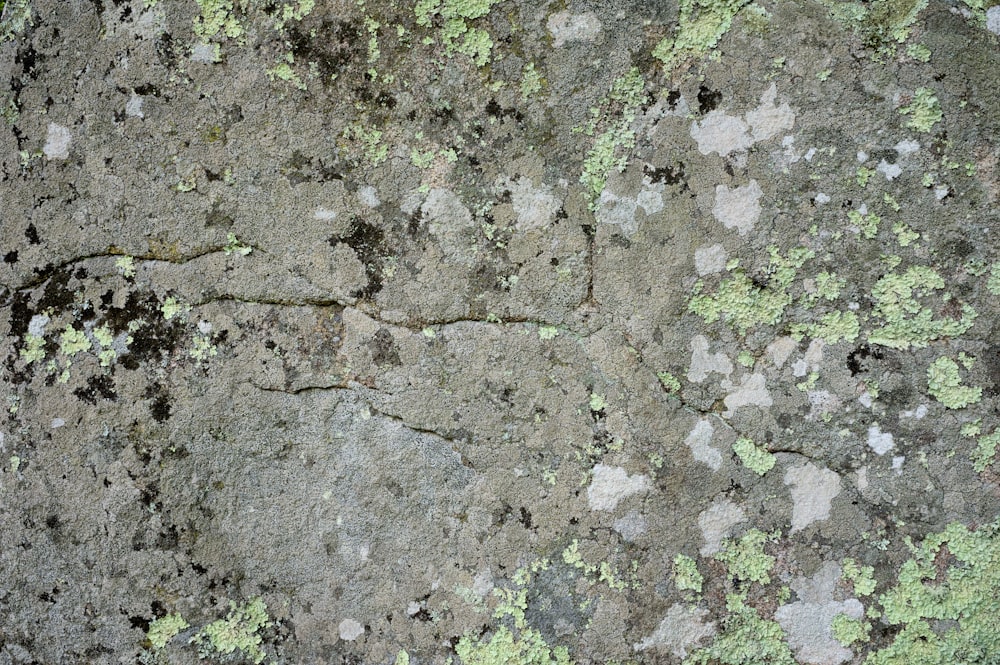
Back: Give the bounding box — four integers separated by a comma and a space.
899, 87, 942, 133
732, 437, 776, 476
927, 356, 981, 409
971, 430, 999, 472
684, 593, 795, 665
396, 649, 410, 665
93, 325, 117, 366
715, 529, 776, 585
842, 557, 876, 596
267, 59, 307, 90
856, 166, 877, 188
20, 333, 45, 364
148, 613, 189, 649
673, 553, 704, 593
831, 613, 870, 646
892, 221, 920, 247
866, 521, 1000, 665
342, 124, 388, 166
867, 266, 976, 349
689, 246, 814, 334
59, 326, 92, 356
588, 393, 607, 412
657, 371, 681, 393
190, 597, 269, 664
653, 0, 753, 75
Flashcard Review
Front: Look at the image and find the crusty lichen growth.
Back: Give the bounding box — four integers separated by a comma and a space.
927, 356, 982, 409
899, 87, 942, 133
732, 437, 776, 476
867, 266, 976, 350
821, 0, 929, 58
684, 593, 794, 665
971, 429, 999, 472
147, 613, 189, 649
715, 529, 776, 585
653, 0, 753, 75
673, 553, 704, 594
190, 597, 270, 664
865, 521, 1000, 664
414, 0, 503, 66
193, 0, 245, 43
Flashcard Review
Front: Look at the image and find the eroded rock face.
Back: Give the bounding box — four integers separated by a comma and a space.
2, 1, 999, 663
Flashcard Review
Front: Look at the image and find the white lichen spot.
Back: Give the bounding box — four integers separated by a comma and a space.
546, 11, 602, 47
51, 418, 65, 428
634, 604, 717, 657
784, 463, 841, 534
690, 110, 752, 156
766, 336, 797, 368
687, 335, 733, 383
694, 243, 728, 276
891, 456, 905, 473
357, 185, 380, 208
28, 313, 50, 337
720, 373, 772, 418
774, 562, 864, 665
613, 510, 648, 542
43, 123, 72, 160
685, 418, 722, 471
815, 192, 831, 204
876, 159, 902, 180
894, 139, 920, 156
698, 497, 746, 556
596, 188, 640, 236
712, 180, 763, 235
125, 95, 145, 118
190, 42, 220, 63
986, 6, 1000, 35
314, 207, 338, 221
745, 83, 795, 142
338, 618, 364, 641
505, 176, 561, 231
587, 464, 650, 512
867, 424, 894, 456
900, 404, 928, 419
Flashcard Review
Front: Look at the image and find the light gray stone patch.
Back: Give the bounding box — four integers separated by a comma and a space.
338, 619, 364, 641
746, 83, 795, 141
987, 6, 1000, 34
505, 176, 561, 231
867, 424, 894, 455
546, 11, 602, 46
42, 123, 72, 160
635, 604, 716, 657
690, 110, 753, 156
694, 244, 728, 276
587, 464, 651, 511
774, 561, 864, 665
613, 511, 648, 542
785, 463, 842, 533
125, 95, 144, 118
698, 497, 746, 555
720, 373, 772, 418
685, 418, 722, 471
876, 159, 902, 180
712, 180, 763, 235
687, 334, 733, 383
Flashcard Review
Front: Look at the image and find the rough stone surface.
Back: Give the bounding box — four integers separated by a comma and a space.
2, 1, 999, 663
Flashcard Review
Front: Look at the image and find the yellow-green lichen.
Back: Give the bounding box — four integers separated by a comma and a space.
0, 0, 32, 43
20, 333, 45, 364
148, 613, 190, 649
867, 266, 976, 350
865, 521, 1000, 665
848, 209, 880, 238
194, 0, 244, 43
190, 597, 269, 664
732, 437, 776, 476
673, 553, 704, 594
899, 87, 942, 134
905, 42, 931, 61
657, 371, 681, 393
538, 326, 559, 340
59, 325, 92, 356
520, 62, 542, 99
223, 232, 252, 256
190, 334, 218, 362
579, 67, 647, 207
831, 613, 870, 646
987, 261, 1000, 295
688, 246, 814, 334
841, 557, 876, 596
822, 0, 929, 59
715, 529, 776, 585
415, 0, 503, 66
971, 429, 999, 472
115, 255, 136, 277
653, 0, 753, 75
791, 310, 860, 345
927, 356, 981, 409
684, 593, 795, 665
161, 296, 190, 321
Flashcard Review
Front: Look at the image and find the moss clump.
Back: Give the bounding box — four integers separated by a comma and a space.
899, 87, 942, 133
927, 356, 982, 409
653, 0, 753, 75
865, 521, 1000, 664
732, 437, 776, 476
190, 597, 270, 664
147, 613, 190, 649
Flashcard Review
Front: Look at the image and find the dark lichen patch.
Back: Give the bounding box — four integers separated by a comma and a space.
328, 218, 390, 300
72, 374, 116, 404
100, 291, 185, 368
285, 19, 363, 86
144, 383, 173, 422
697, 85, 723, 113
369, 328, 401, 367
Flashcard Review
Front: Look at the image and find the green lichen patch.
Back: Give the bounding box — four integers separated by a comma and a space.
899, 87, 942, 134
987, 261, 1000, 296
831, 613, 870, 646
579, 68, 647, 207
688, 246, 814, 335
684, 593, 795, 665
822, 0, 929, 59
971, 429, 999, 472
866, 521, 1000, 664
653, 0, 753, 76
867, 266, 976, 350
190, 597, 270, 664
791, 310, 860, 345
193, 0, 245, 43
927, 356, 982, 409
673, 553, 704, 594
715, 529, 776, 585
732, 437, 775, 476
414, 0, 503, 66
0, 0, 32, 43
841, 557, 876, 596
147, 613, 190, 649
